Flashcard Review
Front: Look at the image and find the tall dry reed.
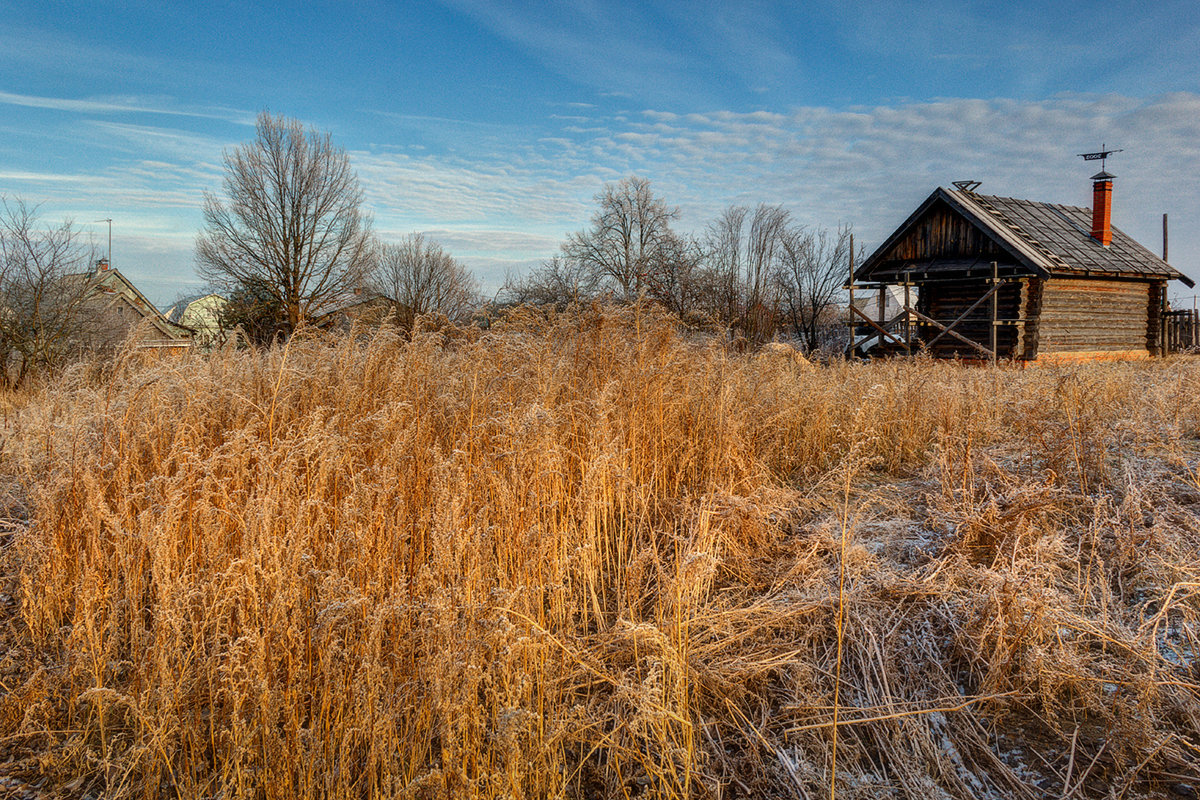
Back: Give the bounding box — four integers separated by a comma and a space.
1, 303, 1199, 798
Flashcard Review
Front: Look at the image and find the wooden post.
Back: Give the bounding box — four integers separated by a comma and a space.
990, 262, 999, 365
847, 233, 855, 357
1163, 213, 1169, 263
903, 271, 912, 353
1161, 283, 1168, 357
876, 262, 885, 352
877, 283, 885, 351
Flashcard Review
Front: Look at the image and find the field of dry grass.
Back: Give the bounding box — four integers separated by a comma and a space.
1, 304, 1199, 799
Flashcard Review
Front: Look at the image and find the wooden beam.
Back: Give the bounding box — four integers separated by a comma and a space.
991, 261, 998, 365
907, 304, 996, 358
847, 232, 855, 358
903, 271, 912, 353
850, 305, 907, 347
918, 281, 1004, 353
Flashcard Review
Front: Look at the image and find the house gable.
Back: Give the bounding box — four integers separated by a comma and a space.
856, 189, 1049, 282
91, 268, 192, 340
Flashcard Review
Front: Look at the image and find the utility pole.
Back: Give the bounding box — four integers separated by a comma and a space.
94, 218, 112, 264
1163, 213, 1168, 263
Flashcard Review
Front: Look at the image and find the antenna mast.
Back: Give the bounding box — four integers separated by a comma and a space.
93, 218, 112, 263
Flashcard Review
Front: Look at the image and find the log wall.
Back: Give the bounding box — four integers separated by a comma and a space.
1036, 278, 1153, 356
916, 278, 1026, 359
1149, 281, 1166, 356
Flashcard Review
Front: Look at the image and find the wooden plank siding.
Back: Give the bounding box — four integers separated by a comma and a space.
1035, 278, 1154, 357
880, 201, 1009, 264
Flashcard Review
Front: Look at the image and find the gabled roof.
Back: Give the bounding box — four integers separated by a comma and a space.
165, 292, 225, 324
66, 267, 194, 339
858, 186, 1194, 288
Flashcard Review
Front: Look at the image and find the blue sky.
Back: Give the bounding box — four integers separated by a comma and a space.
2, 0, 1199, 305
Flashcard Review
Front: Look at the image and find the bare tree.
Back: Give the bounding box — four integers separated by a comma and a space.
703, 204, 791, 342
775, 224, 855, 353
0, 198, 97, 387
703, 205, 747, 325
500, 256, 601, 309
642, 234, 706, 320
370, 234, 478, 328
196, 112, 374, 333
562, 176, 681, 300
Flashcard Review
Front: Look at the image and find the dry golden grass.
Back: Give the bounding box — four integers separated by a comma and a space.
1, 303, 1199, 799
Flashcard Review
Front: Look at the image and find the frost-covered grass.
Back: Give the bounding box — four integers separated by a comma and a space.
1, 304, 1199, 799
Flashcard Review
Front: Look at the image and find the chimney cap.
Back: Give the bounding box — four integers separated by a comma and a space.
1091, 170, 1116, 182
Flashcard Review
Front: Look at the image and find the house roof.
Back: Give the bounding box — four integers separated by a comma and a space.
165, 292, 225, 324
858, 186, 1194, 288
65, 266, 195, 338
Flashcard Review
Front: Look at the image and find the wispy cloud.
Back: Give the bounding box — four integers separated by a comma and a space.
0, 28, 168, 81
6, 92, 1199, 304
354, 92, 1200, 286
364, 110, 518, 133
84, 121, 231, 165
401, 229, 563, 254
0, 170, 101, 184
433, 0, 713, 105
0, 90, 252, 124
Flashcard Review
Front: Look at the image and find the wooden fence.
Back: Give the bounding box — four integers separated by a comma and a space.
1164, 309, 1200, 353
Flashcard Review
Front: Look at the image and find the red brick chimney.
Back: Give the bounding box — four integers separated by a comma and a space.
97, 257, 110, 272
1090, 170, 1114, 246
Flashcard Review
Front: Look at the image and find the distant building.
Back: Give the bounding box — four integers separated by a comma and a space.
165, 293, 228, 349
849, 285, 909, 353
71, 259, 193, 349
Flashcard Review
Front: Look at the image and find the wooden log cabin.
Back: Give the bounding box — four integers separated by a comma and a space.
851, 174, 1194, 362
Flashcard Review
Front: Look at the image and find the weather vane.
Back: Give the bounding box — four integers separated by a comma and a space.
1078, 144, 1123, 172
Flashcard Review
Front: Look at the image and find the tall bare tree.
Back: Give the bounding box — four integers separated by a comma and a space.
775, 224, 855, 352
703, 203, 791, 342
196, 112, 374, 333
703, 205, 747, 324
0, 198, 96, 387
562, 176, 681, 300
370, 234, 478, 328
